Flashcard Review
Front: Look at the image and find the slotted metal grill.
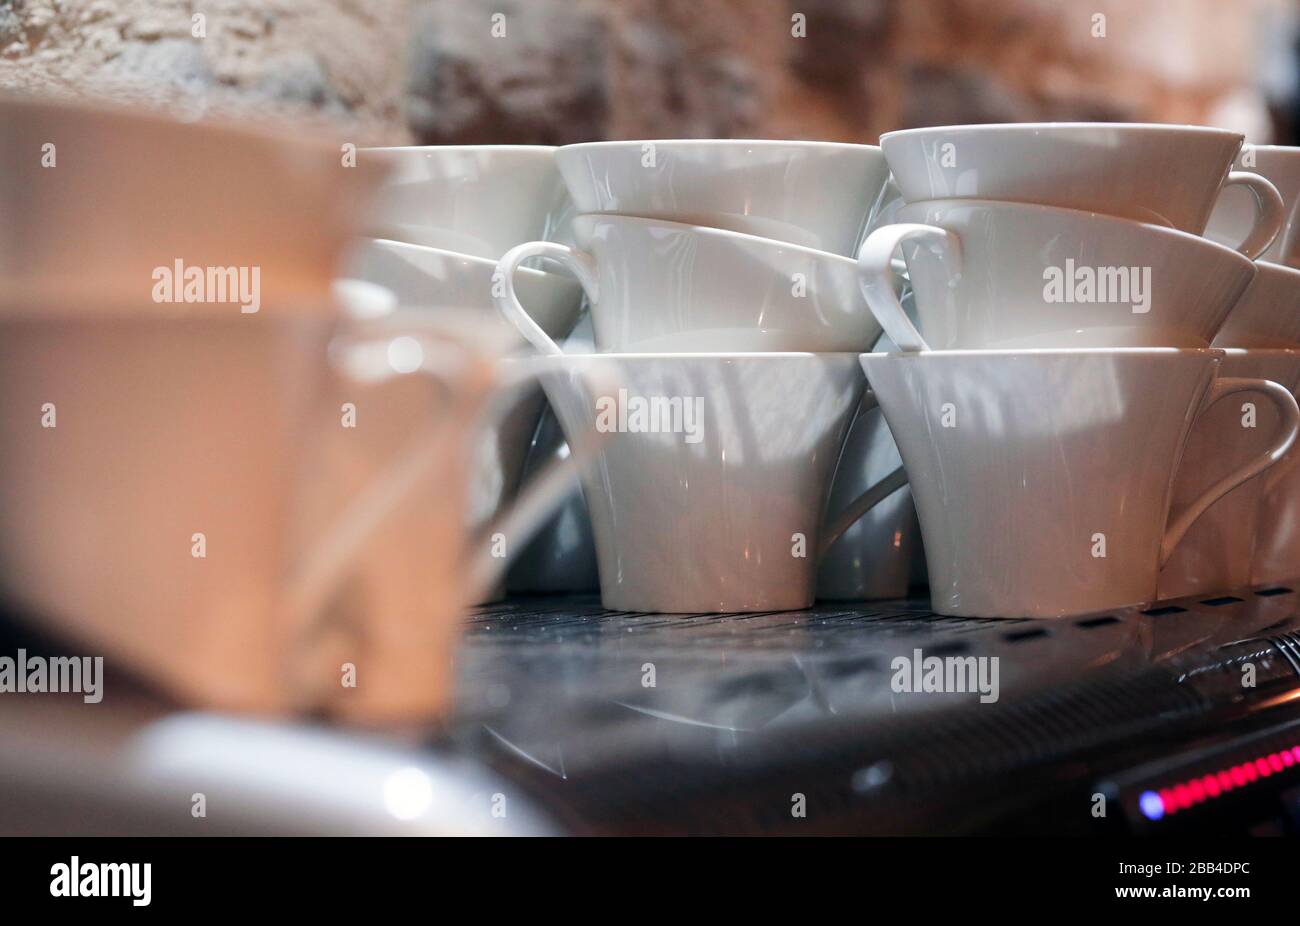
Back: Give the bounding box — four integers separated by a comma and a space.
446, 586, 1300, 833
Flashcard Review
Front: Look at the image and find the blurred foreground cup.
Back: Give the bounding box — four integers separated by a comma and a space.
0, 98, 607, 723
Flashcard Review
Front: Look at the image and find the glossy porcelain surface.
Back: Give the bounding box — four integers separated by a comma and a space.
862, 348, 1295, 618
1206, 145, 1300, 266
497, 214, 881, 354
345, 237, 582, 335
542, 353, 867, 612
556, 139, 890, 256
1159, 350, 1300, 599
1213, 260, 1300, 349
360, 146, 571, 260
882, 122, 1256, 234
860, 199, 1256, 350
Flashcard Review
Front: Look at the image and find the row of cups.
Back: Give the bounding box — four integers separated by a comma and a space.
0, 98, 599, 723
861, 125, 1300, 617
14, 93, 1300, 723
353, 125, 1300, 621
350, 140, 912, 614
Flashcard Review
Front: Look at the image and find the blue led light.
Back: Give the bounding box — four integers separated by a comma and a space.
1139, 790, 1164, 820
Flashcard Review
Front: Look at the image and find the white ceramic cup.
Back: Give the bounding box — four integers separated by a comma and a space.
881, 123, 1284, 258
555, 139, 890, 256
1206, 145, 1300, 267
0, 301, 606, 723
494, 214, 881, 354
858, 199, 1258, 350
1158, 349, 1300, 599
863, 345, 1299, 618
540, 352, 907, 613
1213, 260, 1300, 350
359, 146, 572, 260
0, 96, 388, 307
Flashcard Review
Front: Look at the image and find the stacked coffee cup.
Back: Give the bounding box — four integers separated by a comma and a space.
859, 123, 1300, 618
349, 146, 594, 601
494, 140, 916, 613
1177, 143, 1300, 594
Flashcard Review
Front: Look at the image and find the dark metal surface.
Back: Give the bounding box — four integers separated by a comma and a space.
4, 585, 1300, 834
446, 586, 1300, 833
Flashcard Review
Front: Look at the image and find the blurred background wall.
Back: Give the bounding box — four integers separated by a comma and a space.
0, 0, 1296, 144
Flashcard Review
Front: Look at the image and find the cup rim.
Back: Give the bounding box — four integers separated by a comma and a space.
881, 122, 1244, 143
0, 92, 356, 158
570, 213, 856, 264
557, 138, 882, 155
357, 237, 572, 282
1255, 259, 1300, 279
360, 144, 557, 155
896, 197, 1257, 265
861, 347, 1226, 359
1238, 143, 1300, 155
539, 351, 865, 361
1214, 347, 1300, 357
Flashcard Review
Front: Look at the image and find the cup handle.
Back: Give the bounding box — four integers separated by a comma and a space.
280, 324, 493, 640
1220, 171, 1286, 260
285, 342, 617, 624
1264, 430, 1300, 495
1159, 376, 1300, 566
463, 354, 620, 598
816, 391, 910, 558
495, 241, 599, 356
857, 223, 960, 353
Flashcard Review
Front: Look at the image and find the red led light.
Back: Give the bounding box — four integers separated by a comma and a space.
1144, 742, 1299, 818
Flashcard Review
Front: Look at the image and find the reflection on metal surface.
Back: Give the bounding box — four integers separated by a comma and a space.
447, 585, 1300, 833
4, 583, 1300, 834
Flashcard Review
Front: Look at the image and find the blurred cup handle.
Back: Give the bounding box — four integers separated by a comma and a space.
465, 354, 621, 598
282, 312, 490, 651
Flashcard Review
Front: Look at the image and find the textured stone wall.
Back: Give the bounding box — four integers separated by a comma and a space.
0, 0, 1291, 144
0, 0, 414, 140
